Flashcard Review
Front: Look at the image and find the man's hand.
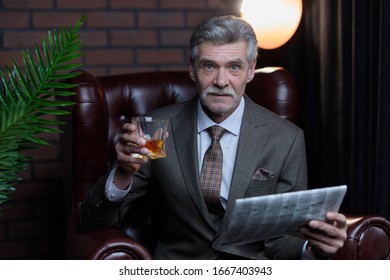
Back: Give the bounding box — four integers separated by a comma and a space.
300, 211, 348, 258
113, 123, 150, 189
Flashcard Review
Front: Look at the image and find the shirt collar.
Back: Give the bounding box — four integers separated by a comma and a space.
197, 96, 245, 136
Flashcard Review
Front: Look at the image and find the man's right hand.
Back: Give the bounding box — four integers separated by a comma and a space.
113, 123, 150, 189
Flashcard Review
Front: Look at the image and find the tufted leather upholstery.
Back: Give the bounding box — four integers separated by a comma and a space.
333, 215, 390, 259
60, 67, 390, 259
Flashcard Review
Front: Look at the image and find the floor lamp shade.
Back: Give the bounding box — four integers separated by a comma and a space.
241, 0, 303, 49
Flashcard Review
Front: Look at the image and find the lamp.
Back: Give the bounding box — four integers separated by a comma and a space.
240, 0, 303, 49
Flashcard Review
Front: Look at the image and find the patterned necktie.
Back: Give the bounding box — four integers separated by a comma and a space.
200, 125, 226, 211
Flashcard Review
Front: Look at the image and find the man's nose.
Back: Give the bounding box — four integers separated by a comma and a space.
213, 69, 229, 88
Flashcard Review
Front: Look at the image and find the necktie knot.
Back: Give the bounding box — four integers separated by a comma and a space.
208, 125, 226, 142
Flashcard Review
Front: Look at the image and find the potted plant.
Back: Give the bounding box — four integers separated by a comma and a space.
0, 15, 86, 208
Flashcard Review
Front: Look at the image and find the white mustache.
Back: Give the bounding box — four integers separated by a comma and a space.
205, 86, 235, 96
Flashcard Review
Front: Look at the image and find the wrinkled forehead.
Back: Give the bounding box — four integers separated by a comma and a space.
195, 41, 249, 63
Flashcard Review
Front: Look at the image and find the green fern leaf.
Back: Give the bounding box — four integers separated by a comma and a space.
0, 14, 86, 206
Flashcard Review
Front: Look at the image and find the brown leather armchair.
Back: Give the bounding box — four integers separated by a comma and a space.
61, 67, 390, 260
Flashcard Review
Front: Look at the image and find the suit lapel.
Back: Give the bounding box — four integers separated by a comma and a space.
171, 98, 215, 226
226, 97, 270, 211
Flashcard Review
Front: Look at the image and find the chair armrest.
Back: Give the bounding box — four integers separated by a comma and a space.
65, 212, 152, 260
333, 214, 390, 259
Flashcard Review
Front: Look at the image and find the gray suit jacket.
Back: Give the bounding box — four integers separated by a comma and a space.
80, 95, 308, 259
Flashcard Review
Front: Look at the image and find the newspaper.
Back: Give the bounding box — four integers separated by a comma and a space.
214, 185, 347, 248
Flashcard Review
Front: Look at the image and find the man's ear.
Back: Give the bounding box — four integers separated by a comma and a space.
246, 59, 257, 83
189, 64, 196, 81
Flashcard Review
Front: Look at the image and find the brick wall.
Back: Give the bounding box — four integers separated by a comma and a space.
0, 0, 242, 259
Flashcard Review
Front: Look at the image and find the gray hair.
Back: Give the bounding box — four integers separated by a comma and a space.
189, 15, 258, 64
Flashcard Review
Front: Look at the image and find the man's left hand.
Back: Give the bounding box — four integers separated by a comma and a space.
300, 211, 348, 258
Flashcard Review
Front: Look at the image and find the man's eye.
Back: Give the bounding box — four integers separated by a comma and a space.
204, 64, 214, 70
231, 64, 240, 70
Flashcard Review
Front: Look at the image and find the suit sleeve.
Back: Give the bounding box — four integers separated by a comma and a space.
79, 168, 149, 232
264, 128, 308, 259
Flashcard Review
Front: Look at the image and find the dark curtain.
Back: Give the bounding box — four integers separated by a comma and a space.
300, 0, 390, 219
258, 0, 390, 219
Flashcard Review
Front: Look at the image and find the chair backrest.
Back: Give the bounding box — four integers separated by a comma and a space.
61, 67, 298, 216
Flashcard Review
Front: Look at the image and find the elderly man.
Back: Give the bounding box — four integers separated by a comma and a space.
80, 15, 347, 260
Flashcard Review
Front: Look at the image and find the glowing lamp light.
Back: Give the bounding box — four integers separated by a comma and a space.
240, 0, 303, 50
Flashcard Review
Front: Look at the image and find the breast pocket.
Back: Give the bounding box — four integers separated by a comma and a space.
244, 176, 278, 197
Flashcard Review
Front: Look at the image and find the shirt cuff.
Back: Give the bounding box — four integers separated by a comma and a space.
301, 240, 316, 260
104, 167, 132, 202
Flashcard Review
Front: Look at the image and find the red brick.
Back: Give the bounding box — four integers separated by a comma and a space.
187, 11, 219, 27
35, 236, 65, 257
137, 48, 184, 64
57, 0, 106, 9
161, 0, 206, 9
0, 1, 234, 261
35, 131, 61, 142
0, 52, 24, 72
33, 12, 83, 28
8, 219, 62, 238
138, 12, 184, 28
207, 0, 230, 9
88, 12, 135, 28
81, 31, 108, 47
0, 50, 81, 77
0, 240, 33, 259
82, 66, 108, 77
159, 65, 189, 72
0, 223, 5, 240
28, 127, 59, 140
3, 31, 47, 48
18, 164, 33, 181
3, 0, 54, 9
109, 66, 158, 76
33, 200, 64, 218
111, 30, 157, 47
0, 202, 32, 222
22, 144, 59, 161
161, 30, 193, 46
34, 161, 63, 179
110, 0, 157, 9
10, 180, 62, 200
86, 49, 133, 65
211, 0, 240, 14
0, 12, 30, 28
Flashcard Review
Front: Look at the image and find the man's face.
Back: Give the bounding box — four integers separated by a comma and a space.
190, 41, 256, 123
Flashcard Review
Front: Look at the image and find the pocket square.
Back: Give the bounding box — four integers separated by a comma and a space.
252, 168, 274, 181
